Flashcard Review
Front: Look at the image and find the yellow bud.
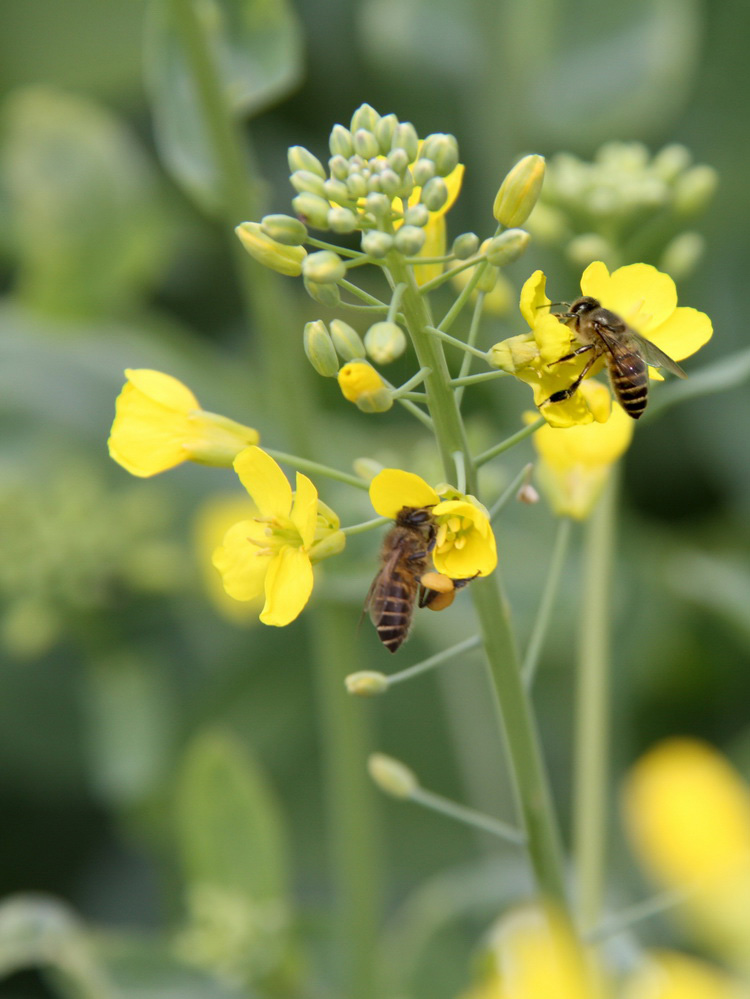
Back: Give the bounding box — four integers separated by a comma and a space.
287, 145, 326, 178
368, 753, 418, 798
235, 222, 306, 276
291, 191, 331, 229
391, 122, 419, 162
350, 103, 381, 134
493, 154, 546, 227
260, 213, 307, 246
345, 671, 389, 696
290, 169, 327, 198
329, 124, 353, 158
484, 228, 530, 266
337, 362, 393, 412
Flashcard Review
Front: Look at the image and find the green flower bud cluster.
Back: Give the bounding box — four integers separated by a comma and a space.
529, 141, 718, 276
286, 104, 460, 244
303, 313, 408, 377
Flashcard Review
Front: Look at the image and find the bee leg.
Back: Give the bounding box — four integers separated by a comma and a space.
548, 344, 595, 366
544, 351, 599, 405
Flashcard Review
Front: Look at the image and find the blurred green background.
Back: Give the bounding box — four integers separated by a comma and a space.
1, 0, 749, 996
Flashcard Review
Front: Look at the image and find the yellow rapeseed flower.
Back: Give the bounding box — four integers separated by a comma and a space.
623, 738, 750, 964
212, 447, 344, 627
108, 369, 259, 477
531, 382, 635, 519
489, 262, 712, 428
193, 495, 262, 624
369, 468, 497, 578
337, 361, 393, 412
406, 160, 464, 285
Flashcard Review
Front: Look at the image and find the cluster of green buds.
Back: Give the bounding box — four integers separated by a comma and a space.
527, 141, 718, 277
237, 104, 547, 410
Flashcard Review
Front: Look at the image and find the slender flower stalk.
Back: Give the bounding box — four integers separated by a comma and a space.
573, 473, 617, 936
522, 517, 573, 689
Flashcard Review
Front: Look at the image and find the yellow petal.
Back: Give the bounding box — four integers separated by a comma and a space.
212, 519, 271, 602
441, 162, 464, 214
582, 261, 678, 334
519, 270, 551, 328
234, 446, 292, 518
260, 546, 314, 626
647, 305, 713, 362
369, 469, 439, 519
621, 951, 747, 999
194, 495, 262, 623
413, 214, 446, 286
290, 473, 318, 547
124, 368, 200, 410
108, 372, 197, 477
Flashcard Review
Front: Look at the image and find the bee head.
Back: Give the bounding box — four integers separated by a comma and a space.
566, 296, 600, 317
396, 506, 434, 528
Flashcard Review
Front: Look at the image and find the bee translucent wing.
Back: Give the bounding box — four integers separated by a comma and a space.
625, 330, 688, 379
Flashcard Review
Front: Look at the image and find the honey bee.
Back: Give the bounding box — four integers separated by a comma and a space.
544, 296, 687, 419
366, 506, 435, 654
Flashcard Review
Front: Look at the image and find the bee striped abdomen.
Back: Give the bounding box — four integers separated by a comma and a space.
609, 352, 649, 419
374, 572, 417, 652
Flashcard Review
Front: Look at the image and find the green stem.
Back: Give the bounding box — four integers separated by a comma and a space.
410, 786, 526, 844
488, 463, 534, 521
587, 888, 689, 944
387, 635, 482, 686
455, 291, 486, 407
450, 370, 510, 388
389, 255, 567, 905
573, 472, 617, 936
475, 417, 544, 467
521, 517, 572, 689
265, 449, 369, 490
342, 516, 389, 537
424, 325, 489, 362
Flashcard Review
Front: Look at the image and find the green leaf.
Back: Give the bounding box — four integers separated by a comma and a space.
0, 86, 165, 319
146, 0, 303, 211
176, 728, 289, 905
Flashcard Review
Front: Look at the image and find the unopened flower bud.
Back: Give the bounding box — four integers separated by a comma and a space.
517, 483, 540, 505
421, 133, 459, 176
303, 250, 346, 284
366, 174, 383, 194
329, 155, 349, 181
364, 191, 391, 218
375, 113, 398, 153
292, 191, 331, 229
287, 145, 326, 178
235, 222, 306, 275
330, 319, 365, 360
484, 228, 530, 266
476, 261, 500, 293
652, 143, 692, 182
452, 232, 480, 258
345, 671, 389, 696
387, 148, 409, 175
493, 153, 546, 227
290, 169, 327, 198
361, 231, 394, 258
364, 321, 407, 363
412, 158, 436, 187
303, 320, 338, 377
566, 233, 613, 269
404, 204, 429, 228
421, 176, 449, 212
352, 129, 378, 160
329, 124, 353, 158
379, 169, 401, 198
337, 362, 393, 412
368, 753, 418, 799
346, 173, 368, 200
391, 122, 419, 163
660, 231, 705, 281
328, 206, 359, 233
673, 165, 718, 216
351, 103, 381, 134
260, 213, 307, 246
323, 178, 352, 205
394, 225, 426, 255
398, 171, 415, 200
304, 276, 341, 307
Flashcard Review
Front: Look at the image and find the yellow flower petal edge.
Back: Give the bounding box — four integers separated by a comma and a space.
369, 469, 440, 519
234, 446, 292, 519
260, 545, 314, 626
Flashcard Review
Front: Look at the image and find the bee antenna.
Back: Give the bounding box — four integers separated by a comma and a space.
540, 301, 569, 309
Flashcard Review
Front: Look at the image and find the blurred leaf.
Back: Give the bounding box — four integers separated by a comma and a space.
0, 87, 166, 319
0, 894, 115, 998
176, 728, 289, 904
83, 654, 177, 807
145, 0, 303, 212
665, 549, 750, 651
